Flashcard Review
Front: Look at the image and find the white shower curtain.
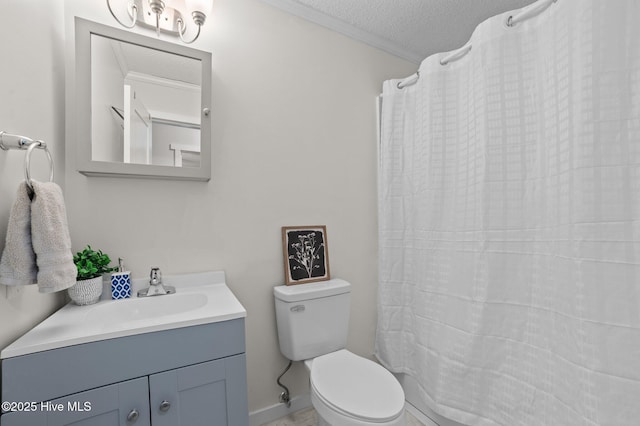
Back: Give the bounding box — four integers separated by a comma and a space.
376, 1, 640, 425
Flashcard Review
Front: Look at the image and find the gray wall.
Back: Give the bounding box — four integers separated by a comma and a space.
0, 0, 67, 354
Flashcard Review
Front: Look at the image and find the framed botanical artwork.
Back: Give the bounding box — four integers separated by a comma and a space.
282, 225, 330, 285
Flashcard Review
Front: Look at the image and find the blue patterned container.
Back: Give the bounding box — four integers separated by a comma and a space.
111, 272, 132, 299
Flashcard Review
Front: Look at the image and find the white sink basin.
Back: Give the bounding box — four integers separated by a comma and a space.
1, 271, 246, 359
85, 292, 208, 325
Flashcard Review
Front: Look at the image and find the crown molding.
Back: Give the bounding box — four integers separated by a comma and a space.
260, 0, 422, 64
124, 71, 200, 93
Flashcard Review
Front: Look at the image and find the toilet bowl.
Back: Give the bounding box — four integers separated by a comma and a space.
305, 350, 405, 426
273, 279, 406, 426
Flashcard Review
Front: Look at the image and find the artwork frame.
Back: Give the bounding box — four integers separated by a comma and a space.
281, 225, 330, 286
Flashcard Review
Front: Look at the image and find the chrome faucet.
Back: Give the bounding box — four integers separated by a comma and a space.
137, 267, 175, 297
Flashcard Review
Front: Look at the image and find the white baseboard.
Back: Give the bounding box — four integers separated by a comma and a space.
405, 401, 440, 426
249, 394, 312, 426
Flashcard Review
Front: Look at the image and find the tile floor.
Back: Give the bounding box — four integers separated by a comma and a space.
261, 407, 428, 426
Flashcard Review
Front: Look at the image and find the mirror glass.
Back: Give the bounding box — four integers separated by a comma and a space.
75, 18, 211, 181
91, 35, 202, 168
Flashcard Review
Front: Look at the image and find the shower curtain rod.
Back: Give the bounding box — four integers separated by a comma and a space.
397, 0, 558, 90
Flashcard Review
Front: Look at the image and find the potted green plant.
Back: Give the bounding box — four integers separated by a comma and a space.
68, 245, 117, 305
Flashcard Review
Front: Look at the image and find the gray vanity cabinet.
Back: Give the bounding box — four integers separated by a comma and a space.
149, 355, 248, 426
1, 320, 249, 426
1, 377, 150, 426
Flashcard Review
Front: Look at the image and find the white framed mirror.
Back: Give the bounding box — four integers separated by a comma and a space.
75, 17, 212, 181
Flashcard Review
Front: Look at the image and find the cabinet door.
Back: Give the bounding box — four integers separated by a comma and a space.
0, 410, 45, 426
149, 354, 248, 426
1, 377, 150, 426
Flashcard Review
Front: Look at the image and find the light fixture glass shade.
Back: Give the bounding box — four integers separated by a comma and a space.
185, 0, 212, 15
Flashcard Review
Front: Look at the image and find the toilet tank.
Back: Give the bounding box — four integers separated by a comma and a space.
274, 279, 351, 361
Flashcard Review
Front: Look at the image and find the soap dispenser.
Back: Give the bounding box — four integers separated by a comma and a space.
111, 258, 132, 299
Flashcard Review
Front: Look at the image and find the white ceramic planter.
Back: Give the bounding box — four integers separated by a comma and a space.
68, 276, 103, 305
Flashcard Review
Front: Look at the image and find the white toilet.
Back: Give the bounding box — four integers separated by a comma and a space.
274, 279, 405, 426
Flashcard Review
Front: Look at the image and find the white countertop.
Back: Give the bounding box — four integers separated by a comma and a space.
1, 271, 246, 359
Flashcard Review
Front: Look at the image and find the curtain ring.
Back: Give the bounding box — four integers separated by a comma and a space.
506, 15, 514, 27
24, 141, 54, 193
397, 71, 420, 89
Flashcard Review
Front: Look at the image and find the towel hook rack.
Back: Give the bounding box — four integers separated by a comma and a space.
0, 131, 54, 193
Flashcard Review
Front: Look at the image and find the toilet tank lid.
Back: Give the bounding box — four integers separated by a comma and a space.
274, 279, 350, 302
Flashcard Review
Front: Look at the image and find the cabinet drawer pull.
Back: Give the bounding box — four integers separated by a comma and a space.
159, 400, 171, 412
126, 409, 139, 422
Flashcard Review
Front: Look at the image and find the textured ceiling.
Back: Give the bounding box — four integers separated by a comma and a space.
262, 0, 538, 63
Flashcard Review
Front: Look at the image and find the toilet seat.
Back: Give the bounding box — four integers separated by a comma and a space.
309, 350, 405, 423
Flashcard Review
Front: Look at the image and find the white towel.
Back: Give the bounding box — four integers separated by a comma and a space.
0, 182, 38, 286
30, 181, 77, 293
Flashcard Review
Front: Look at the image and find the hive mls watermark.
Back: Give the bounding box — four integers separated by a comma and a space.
2, 401, 92, 412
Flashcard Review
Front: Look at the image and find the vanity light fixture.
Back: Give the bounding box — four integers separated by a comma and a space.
106, 0, 212, 44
